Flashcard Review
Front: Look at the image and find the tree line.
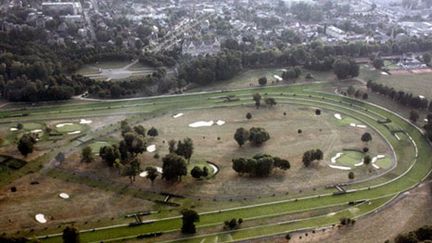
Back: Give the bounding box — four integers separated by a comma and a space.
367, 80, 430, 110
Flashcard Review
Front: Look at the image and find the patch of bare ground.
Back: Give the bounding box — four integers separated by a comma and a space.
0, 172, 154, 234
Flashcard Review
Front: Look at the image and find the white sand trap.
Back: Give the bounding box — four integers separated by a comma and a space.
139, 171, 148, 178
354, 161, 364, 167
328, 164, 351, 170
331, 153, 343, 163
146, 144, 156, 152
80, 119, 92, 124
273, 75, 283, 81
425, 119, 429, 122
140, 166, 163, 178
68, 131, 81, 135
208, 162, 219, 174
216, 120, 226, 126
372, 155, 385, 163
350, 123, 356, 127
381, 72, 389, 75
56, 123, 74, 128
334, 113, 342, 120
189, 121, 214, 128
10, 128, 18, 131
372, 164, 380, 169
327, 212, 336, 217
35, 214, 47, 224
59, 193, 70, 199
419, 95, 425, 99
155, 166, 163, 173
31, 129, 43, 133
173, 113, 184, 118
356, 125, 367, 128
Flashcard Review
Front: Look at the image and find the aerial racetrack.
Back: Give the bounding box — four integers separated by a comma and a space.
1, 83, 431, 242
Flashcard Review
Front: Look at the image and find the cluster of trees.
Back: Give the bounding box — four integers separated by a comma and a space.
234, 127, 270, 147
17, 133, 38, 157
98, 120, 155, 182
339, 217, 356, 226
178, 50, 242, 85
345, 86, 368, 100
232, 154, 290, 177
252, 93, 277, 109
191, 166, 209, 179
302, 149, 324, 167
332, 58, 359, 79
393, 225, 432, 243
367, 81, 430, 110
139, 52, 176, 67
223, 218, 243, 230
161, 138, 194, 181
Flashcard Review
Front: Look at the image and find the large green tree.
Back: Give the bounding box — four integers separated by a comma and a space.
181, 209, 200, 234
234, 127, 250, 147
248, 127, 270, 145
162, 153, 187, 181
17, 133, 37, 157
175, 138, 194, 162
62, 226, 80, 243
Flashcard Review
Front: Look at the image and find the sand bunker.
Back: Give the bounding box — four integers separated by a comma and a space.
327, 212, 336, 217
10, 128, 18, 131
273, 75, 283, 81
173, 113, 184, 118
350, 123, 367, 128
189, 121, 214, 128
381, 72, 389, 76
146, 144, 156, 152
207, 161, 219, 175
35, 214, 47, 224
59, 193, 70, 199
331, 153, 343, 163
56, 123, 74, 128
31, 129, 43, 133
216, 120, 226, 126
68, 131, 81, 135
139, 166, 163, 178
328, 164, 351, 170
189, 120, 226, 128
80, 119, 92, 124
334, 113, 342, 120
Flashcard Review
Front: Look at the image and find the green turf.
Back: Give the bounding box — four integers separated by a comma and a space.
54, 123, 84, 133
375, 157, 392, 170
88, 141, 111, 154
336, 151, 364, 167
22, 122, 43, 130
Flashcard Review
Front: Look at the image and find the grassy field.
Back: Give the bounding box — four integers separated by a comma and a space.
188, 68, 336, 92
0, 82, 431, 242
363, 67, 432, 99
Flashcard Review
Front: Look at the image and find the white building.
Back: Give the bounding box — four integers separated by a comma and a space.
326, 25, 346, 41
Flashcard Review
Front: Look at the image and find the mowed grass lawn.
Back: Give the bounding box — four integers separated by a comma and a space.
188, 68, 336, 92
371, 70, 432, 99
